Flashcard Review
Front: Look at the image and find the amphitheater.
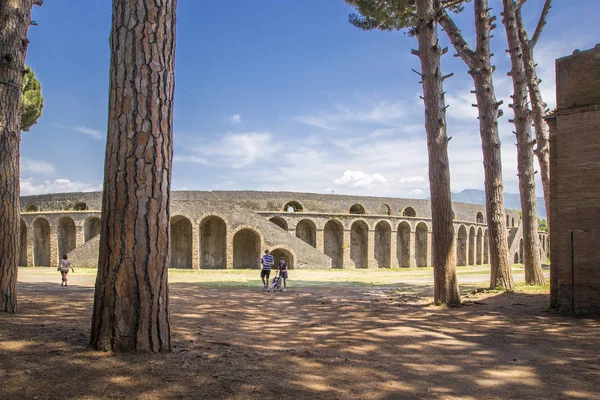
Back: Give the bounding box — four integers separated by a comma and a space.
17, 191, 548, 270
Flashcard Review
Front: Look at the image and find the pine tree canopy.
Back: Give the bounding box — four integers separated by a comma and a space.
21, 66, 44, 132
344, 0, 469, 32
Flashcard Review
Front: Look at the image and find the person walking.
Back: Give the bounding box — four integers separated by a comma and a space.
57, 254, 75, 287
277, 256, 289, 291
260, 249, 274, 291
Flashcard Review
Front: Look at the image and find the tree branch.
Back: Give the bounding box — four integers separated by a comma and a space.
515, 0, 528, 9
437, 6, 476, 67
529, 0, 552, 49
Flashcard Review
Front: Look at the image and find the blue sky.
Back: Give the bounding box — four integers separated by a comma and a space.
21, 0, 600, 198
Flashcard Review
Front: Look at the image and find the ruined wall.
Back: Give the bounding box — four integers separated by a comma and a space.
548, 45, 600, 314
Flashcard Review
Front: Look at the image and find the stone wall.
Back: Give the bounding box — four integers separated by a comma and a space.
18, 191, 542, 270
548, 45, 600, 314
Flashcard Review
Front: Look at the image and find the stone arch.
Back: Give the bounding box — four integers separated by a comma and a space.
170, 216, 192, 269
350, 220, 369, 268
380, 203, 391, 216
374, 221, 391, 268
457, 225, 468, 266
284, 201, 303, 213
506, 215, 510, 226
483, 229, 489, 264
33, 218, 51, 267
84, 217, 101, 242
476, 212, 484, 223
519, 238, 524, 264
476, 227, 483, 265
296, 219, 316, 248
19, 219, 27, 266
403, 207, 417, 217
468, 226, 476, 265
270, 248, 294, 270
73, 202, 88, 211
415, 222, 428, 267
57, 216, 76, 259
349, 204, 366, 215
397, 222, 411, 267
324, 219, 343, 269
200, 216, 227, 269
269, 216, 288, 231
233, 228, 260, 269
514, 252, 519, 263
512, 217, 516, 227
26, 204, 38, 212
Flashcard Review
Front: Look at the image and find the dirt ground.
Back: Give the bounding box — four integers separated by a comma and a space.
1, 269, 599, 400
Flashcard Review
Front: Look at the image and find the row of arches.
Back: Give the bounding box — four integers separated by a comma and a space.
24, 202, 89, 213
282, 200, 420, 218
19, 216, 102, 267
456, 226, 489, 266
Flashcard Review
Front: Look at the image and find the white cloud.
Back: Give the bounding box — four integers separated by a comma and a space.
229, 114, 242, 124
173, 154, 209, 165
20, 178, 102, 196
76, 126, 104, 140
334, 170, 388, 188
21, 158, 55, 175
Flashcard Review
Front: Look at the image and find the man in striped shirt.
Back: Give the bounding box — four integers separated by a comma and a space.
260, 249, 274, 291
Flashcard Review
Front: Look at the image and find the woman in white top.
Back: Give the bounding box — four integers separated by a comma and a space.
58, 254, 75, 287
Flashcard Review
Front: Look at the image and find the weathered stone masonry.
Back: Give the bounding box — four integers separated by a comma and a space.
18, 191, 545, 269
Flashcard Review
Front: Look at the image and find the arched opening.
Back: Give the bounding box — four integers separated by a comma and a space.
58, 217, 76, 259
415, 223, 428, 267
19, 219, 27, 266
506, 215, 510, 226
33, 218, 50, 267
324, 220, 343, 269
84, 217, 101, 242
200, 216, 227, 269
374, 221, 391, 268
350, 220, 368, 268
349, 204, 365, 215
26, 204, 38, 212
73, 202, 88, 211
468, 227, 476, 265
397, 222, 411, 267
483, 230, 489, 264
476, 228, 483, 265
269, 217, 288, 231
476, 212, 484, 223
233, 229, 260, 269
296, 219, 316, 248
512, 217, 516, 227
519, 238, 524, 264
457, 225, 468, 266
380, 204, 391, 216
514, 252, 519, 263
170, 216, 192, 269
284, 201, 303, 213
403, 207, 417, 217
270, 248, 294, 270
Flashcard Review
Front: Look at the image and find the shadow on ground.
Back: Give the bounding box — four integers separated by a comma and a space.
0, 280, 598, 400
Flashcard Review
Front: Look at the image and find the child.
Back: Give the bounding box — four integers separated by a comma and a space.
57, 254, 75, 287
277, 256, 288, 291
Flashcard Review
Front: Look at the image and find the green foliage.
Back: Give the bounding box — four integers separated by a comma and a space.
343, 0, 469, 33
21, 66, 44, 132
538, 218, 548, 232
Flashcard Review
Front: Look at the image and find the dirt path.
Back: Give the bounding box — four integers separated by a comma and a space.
0, 273, 598, 399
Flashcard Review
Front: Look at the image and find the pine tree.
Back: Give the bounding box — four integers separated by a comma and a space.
345, 0, 461, 305
89, 0, 176, 351
21, 65, 44, 131
0, 0, 41, 314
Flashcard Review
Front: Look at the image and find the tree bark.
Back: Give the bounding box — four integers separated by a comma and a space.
516, 4, 551, 233
0, 0, 35, 314
438, 0, 514, 291
89, 0, 177, 352
415, 0, 461, 306
502, 0, 545, 285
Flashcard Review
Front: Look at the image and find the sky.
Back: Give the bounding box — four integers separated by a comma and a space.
21, 0, 600, 198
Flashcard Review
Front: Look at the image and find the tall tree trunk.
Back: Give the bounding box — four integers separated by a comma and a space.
438, 0, 514, 291
415, 0, 460, 306
502, 0, 545, 285
0, 0, 35, 314
90, 0, 177, 352
516, 2, 551, 234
